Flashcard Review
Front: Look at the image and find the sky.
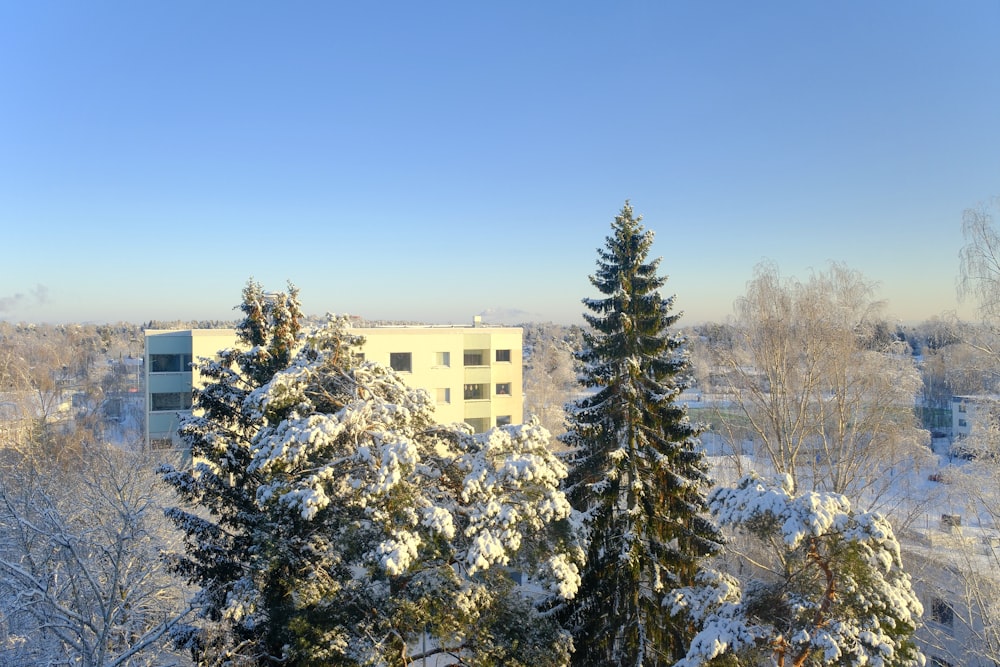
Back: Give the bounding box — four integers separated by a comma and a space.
2, 1, 998, 327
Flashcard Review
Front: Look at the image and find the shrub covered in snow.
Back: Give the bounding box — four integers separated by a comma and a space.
672, 474, 925, 667
162, 281, 582, 666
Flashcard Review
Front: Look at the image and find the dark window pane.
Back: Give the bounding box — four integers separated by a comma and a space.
150, 354, 181, 372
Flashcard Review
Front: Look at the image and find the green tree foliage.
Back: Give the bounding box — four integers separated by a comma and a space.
560, 202, 722, 665
159, 279, 306, 664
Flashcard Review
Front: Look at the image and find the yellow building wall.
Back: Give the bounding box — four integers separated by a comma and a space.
353, 326, 524, 431
146, 325, 523, 447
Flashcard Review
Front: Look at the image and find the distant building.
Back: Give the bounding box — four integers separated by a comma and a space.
951, 395, 997, 438
951, 394, 1000, 444
0, 397, 34, 449
145, 329, 236, 450
145, 324, 523, 450
904, 523, 1000, 667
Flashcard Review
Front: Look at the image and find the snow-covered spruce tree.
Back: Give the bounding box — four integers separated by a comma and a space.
672, 474, 924, 667
163, 282, 582, 666
160, 278, 304, 664
560, 202, 722, 665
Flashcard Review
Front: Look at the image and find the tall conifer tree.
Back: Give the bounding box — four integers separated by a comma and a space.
160, 278, 305, 663
561, 202, 721, 665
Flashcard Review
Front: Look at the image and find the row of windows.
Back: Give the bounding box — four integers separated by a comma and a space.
389, 349, 513, 373
150, 392, 192, 411
434, 383, 513, 403
149, 353, 193, 373
150, 438, 178, 450
149, 382, 508, 412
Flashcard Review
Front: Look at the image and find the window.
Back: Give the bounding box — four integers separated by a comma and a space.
150, 392, 192, 411
464, 350, 485, 366
959, 419, 968, 428
390, 352, 412, 373
931, 597, 954, 629
958, 402, 967, 413
435, 351, 451, 367
150, 353, 192, 373
150, 438, 175, 450
496, 415, 512, 426
495, 349, 511, 362
465, 417, 489, 433
464, 384, 486, 400
496, 382, 512, 396
436, 388, 451, 404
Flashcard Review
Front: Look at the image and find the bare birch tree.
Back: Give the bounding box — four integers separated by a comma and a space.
711, 262, 929, 510
959, 198, 1000, 324
0, 444, 193, 666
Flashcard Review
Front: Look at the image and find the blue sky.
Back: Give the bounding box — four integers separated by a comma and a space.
2, 1, 998, 326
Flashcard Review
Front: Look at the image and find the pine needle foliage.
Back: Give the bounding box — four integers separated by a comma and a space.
161, 279, 581, 666
160, 278, 308, 664
561, 202, 722, 666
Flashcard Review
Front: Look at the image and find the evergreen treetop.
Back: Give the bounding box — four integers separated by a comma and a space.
160, 278, 310, 663
561, 201, 722, 666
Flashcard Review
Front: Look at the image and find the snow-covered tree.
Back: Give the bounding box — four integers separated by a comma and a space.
159, 279, 304, 664
523, 323, 579, 440
559, 202, 722, 665
0, 444, 193, 666
673, 474, 924, 667
162, 282, 582, 666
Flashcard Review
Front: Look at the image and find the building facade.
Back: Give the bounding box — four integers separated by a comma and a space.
951, 394, 1000, 439
145, 329, 238, 450
145, 325, 523, 449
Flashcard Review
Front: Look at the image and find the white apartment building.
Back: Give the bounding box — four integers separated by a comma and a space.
145, 325, 523, 449
951, 394, 1000, 438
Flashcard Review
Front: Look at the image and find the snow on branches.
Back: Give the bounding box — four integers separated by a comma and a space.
672, 474, 924, 667
163, 305, 582, 666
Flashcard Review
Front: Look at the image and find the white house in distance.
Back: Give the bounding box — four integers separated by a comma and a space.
952, 394, 1000, 439
145, 323, 523, 450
